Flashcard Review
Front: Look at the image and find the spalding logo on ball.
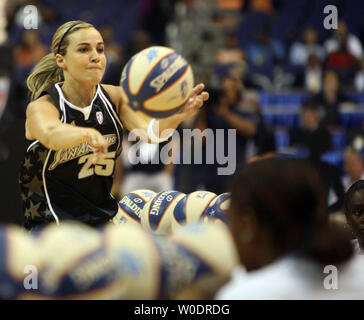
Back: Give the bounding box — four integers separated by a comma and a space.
114, 189, 157, 225
120, 46, 194, 118
140, 190, 186, 234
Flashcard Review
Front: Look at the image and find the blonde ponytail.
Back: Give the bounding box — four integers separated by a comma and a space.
27, 53, 63, 101
26, 20, 94, 101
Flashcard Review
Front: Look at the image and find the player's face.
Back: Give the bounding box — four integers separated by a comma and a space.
346, 189, 364, 242
63, 28, 106, 85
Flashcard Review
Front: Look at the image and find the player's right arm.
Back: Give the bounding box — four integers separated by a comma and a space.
25, 94, 108, 164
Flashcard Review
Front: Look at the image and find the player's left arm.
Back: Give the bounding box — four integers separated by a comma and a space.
103, 84, 209, 143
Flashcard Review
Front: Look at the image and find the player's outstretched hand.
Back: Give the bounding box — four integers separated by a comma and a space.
174, 83, 209, 122
83, 128, 109, 164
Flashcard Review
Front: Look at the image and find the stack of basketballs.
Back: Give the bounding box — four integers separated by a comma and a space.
0, 190, 238, 300
113, 189, 231, 234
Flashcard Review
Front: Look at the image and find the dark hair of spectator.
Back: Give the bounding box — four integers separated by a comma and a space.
229, 158, 353, 267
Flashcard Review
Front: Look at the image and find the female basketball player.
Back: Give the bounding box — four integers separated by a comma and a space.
19, 21, 208, 230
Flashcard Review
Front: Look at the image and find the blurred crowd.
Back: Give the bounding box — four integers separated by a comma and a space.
1, 0, 364, 219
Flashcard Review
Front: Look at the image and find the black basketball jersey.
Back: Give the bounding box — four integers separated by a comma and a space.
19, 83, 123, 229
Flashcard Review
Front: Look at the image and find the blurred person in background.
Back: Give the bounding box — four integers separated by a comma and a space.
214, 30, 247, 85
324, 20, 363, 61
304, 53, 322, 94
216, 158, 364, 299
290, 26, 325, 67
289, 102, 344, 214
194, 75, 257, 194
354, 57, 364, 92
344, 180, 364, 254
249, 0, 274, 15
242, 89, 276, 159
342, 149, 364, 191
99, 24, 124, 86
325, 29, 358, 88
290, 103, 331, 155
0, 0, 12, 162
13, 30, 47, 79
246, 28, 285, 69
13, 29, 47, 113
124, 29, 152, 62
310, 70, 348, 129
347, 117, 364, 153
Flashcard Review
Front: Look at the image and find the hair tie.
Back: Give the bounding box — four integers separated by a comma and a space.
57, 22, 82, 54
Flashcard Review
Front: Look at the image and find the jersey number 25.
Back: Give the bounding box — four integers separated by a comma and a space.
78, 151, 116, 179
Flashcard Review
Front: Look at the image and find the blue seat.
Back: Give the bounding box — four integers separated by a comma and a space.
339, 112, 364, 129
274, 129, 290, 150
275, 113, 298, 128
331, 130, 346, 150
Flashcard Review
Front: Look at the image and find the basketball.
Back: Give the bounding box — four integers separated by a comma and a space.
172, 191, 216, 232
113, 189, 157, 225
170, 223, 239, 280
202, 193, 231, 227
140, 190, 185, 234
120, 46, 194, 118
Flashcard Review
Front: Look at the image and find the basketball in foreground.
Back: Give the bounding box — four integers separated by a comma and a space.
120, 46, 194, 118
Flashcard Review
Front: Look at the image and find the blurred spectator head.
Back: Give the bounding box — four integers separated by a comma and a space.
20, 30, 42, 48
250, 0, 273, 14
303, 27, 318, 45
344, 149, 364, 183
218, 0, 244, 10
335, 20, 349, 42
322, 70, 339, 93
229, 158, 352, 270
99, 24, 114, 44
301, 103, 320, 131
257, 28, 270, 46
99, 24, 123, 64
215, 31, 247, 80
221, 75, 243, 105
130, 30, 151, 54
344, 180, 364, 243
223, 30, 240, 49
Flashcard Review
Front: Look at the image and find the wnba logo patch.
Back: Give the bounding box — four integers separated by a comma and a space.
96, 111, 103, 124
